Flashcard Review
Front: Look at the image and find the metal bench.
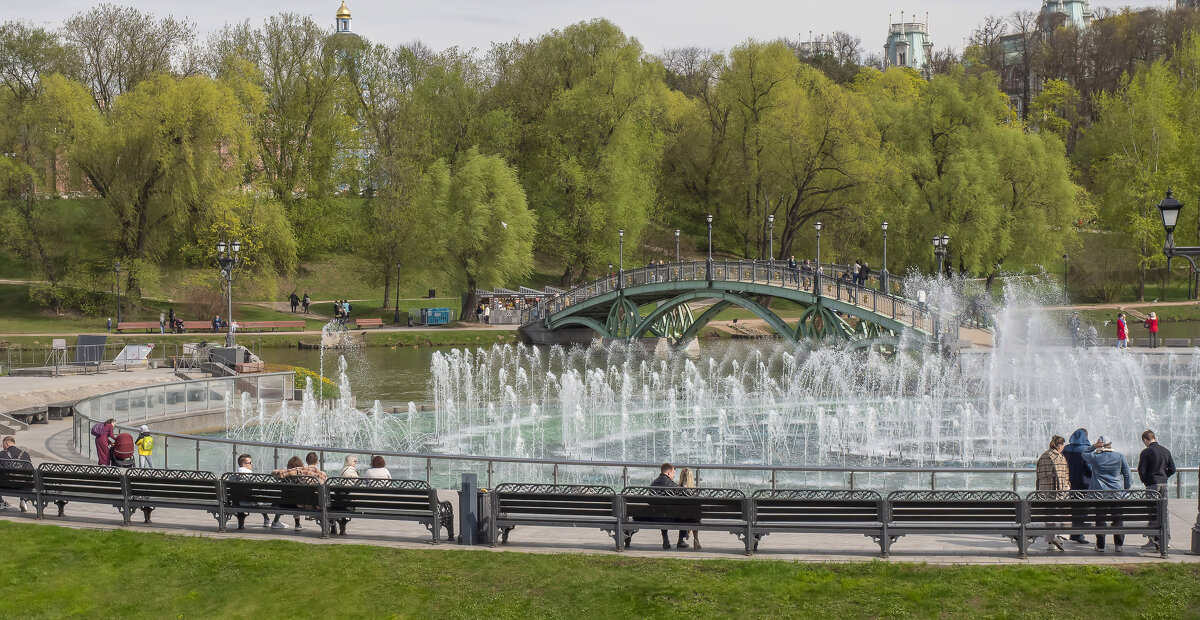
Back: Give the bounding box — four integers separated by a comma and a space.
885, 490, 1025, 557
1025, 489, 1168, 557
238, 321, 306, 332
490, 483, 621, 550
1164, 338, 1190, 347
324, 477, 453, 542
0, 459, 39, 509
621, 486, 754, 554
124, 468, 221, 526
750, 489, 886, 555
219, 473, 327, 536
37, 463, 125, 519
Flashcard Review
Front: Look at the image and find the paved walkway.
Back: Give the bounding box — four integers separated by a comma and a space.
0, 367, 180, 413
0, 484, 1194, 565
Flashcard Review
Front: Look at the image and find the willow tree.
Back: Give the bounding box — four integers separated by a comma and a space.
45, 73, 259, 298
421, 149, 535, 318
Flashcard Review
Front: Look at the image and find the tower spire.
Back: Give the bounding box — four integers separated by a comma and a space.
336, 2, 352, 34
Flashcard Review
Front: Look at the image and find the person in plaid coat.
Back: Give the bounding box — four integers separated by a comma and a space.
1036, 435, 1070, 551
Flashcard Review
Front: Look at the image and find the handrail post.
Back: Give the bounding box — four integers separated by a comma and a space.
426, 457, 432, 484
273, 447, 279, 470
849, 471, 856, 490
163, 435, 168, 469
487, 460, 494, 489
622, 466, 629, 489
195, 441, 200, 470
930, 471, 935, 490
552, 463, 558, 485
770, 469, 777, 489
1012, 473, 1018, 493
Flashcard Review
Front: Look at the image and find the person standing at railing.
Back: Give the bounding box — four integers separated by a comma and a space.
158, 313, 166, 334
91, 418, 116, 466
1063, 428, 1093, 544
1137, 430, 1176, 552
135, 425, 154, 469
1082, 435, 1132, 553
788, 256, 797, 284
859, 262, 870, 288
1035, 435, 1070, 552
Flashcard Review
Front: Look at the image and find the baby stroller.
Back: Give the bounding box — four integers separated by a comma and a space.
112, 432, 135, 468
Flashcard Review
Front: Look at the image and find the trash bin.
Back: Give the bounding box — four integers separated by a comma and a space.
476, 488, 493, 545
428, 289, 436, 298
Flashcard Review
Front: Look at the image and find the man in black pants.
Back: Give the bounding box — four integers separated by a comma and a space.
624, 462, 689, 549
1137, 430, 1176, 551
1062, 428, 1092, 544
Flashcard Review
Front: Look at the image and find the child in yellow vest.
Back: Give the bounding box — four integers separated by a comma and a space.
135, 425, 154, 469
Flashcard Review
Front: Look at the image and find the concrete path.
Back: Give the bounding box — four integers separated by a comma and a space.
0, 367, 180, 413
0, 479, 1194, 566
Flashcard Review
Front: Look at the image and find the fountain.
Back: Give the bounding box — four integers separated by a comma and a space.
222, 275, 1200, 488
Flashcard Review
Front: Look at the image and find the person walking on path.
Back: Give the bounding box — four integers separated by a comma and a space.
1083, 436, 1132, 553
1063, 428, 1093, 543
483, 305, 491, 324
1137, 430, 1176, 551
0, 436, 32, 512
289, 291, 300, 314
1035, 435, 1070, 552
679, 467, 701, 550
135, 425, 154, 469
302, 293, 311, 313
1116, 312, 1128, 348
91, 418, 116, 466
158, 312, 166, 334
1145, 312, 1159, 349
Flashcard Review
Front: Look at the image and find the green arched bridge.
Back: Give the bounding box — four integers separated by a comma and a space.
520, 260, 986, 349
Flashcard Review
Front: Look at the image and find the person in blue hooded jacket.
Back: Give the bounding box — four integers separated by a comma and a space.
1082, 435, 1132, 553
1062, 428, 1092, 543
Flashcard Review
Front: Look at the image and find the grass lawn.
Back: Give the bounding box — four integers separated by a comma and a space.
1, 522, 1198, 619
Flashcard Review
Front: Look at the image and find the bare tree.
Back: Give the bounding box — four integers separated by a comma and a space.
61, 3, 196, 111
928, 47, 961, 75
1008, 10, 1040, 119
829, 31, 863, 66
969, 15, 1008, 71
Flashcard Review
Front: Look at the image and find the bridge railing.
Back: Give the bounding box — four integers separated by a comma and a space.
525, 260, 962, 342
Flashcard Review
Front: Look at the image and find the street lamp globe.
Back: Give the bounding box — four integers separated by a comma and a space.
768, 214, 774, 224
932, 236, 940, 248
1158, 188, 1183, 236
706, 214, 713, 224
231, 240, 242, 254
881, 221, 888, 232
619, 229, 624, 238
815, 221, 822, 232
941, 235, 949, 246
216, 241, 226, 254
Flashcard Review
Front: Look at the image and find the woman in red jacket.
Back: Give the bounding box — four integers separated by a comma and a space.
1145, 312, 1159, 348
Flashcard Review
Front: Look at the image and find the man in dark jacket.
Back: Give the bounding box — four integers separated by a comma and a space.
649, 462, 688, 550
1062, 428, 1092, 543
1138, 430, 1176, 550
0, 436, 32, 512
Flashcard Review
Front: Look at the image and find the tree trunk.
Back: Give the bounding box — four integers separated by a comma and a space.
460, 276, 478, 323
559, 265, 574, 287
382, 267, 392, 309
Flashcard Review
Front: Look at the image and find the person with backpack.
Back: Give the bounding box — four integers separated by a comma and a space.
135, 425, 154, 469
0, 436, 32, 512
91, 418, 116, 466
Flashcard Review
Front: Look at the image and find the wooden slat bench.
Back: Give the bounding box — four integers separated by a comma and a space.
37, 463, 125, 519
621, 486, 754, 554
1025, 489, 1168, 557
219, 473, 327, 535
750, 489, 886, 555
116, 321, 161, 333
490, 483, 620, 549
354, 318, 384, 329
238, 321, 306, 332
124, 469, 221, 526
885, 490, 1025, 557
325, 478, 453, 542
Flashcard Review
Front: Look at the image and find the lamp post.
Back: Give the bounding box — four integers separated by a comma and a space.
814, 221, 822, 295
618, 229, 624, 290
767, 214, 774, 264
217, 240, 241, 347
933, 234, 949, 277
113, 261, 121, 324
675, 229, 680, 263
881, 221, 889, 293
706, 214, 713, 281
393, 261, 402, 324
1157, 188, 1200, 301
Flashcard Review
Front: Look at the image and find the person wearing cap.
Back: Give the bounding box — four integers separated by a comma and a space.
1145, 312, 1159, 348
135, 425, 154, 469
1082, 435, 1132, 552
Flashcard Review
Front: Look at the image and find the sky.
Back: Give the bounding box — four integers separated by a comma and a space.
21, 0, 1178, 56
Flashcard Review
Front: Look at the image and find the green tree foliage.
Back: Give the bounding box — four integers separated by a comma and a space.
45, 72, 260, 298
420, 149, 536, 317
489, 20, 663, 284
